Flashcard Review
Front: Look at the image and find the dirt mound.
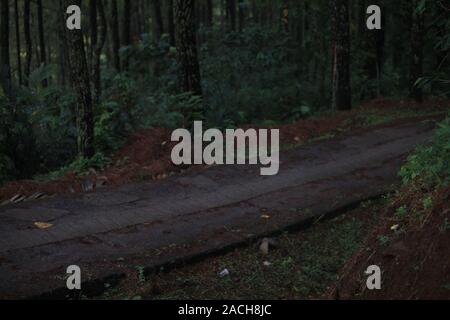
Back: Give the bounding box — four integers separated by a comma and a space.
326, 186, 450, 300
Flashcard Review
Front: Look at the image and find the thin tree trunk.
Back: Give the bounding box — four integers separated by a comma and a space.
174, 0, 203, 98
89, 0, 98, 72
226, 0, 236, 31
58, 0, 68, 86
409, 0, 425, 103
110, 0, 121, 72
24, 0, 32, 85
206, 0, 213, 27
0, 0, 11, 97
122, 0, 132, 69
14, 0, 22, 86
93, 0, 107, 106
331, 0, 351, 111
238, 0, 245, 32
151, 0, 164, 42
37, 0, 47, 87
63, 0, 95, 158
167, 0, 176, 45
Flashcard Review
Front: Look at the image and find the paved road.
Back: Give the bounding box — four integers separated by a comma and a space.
0, 120, 437, 299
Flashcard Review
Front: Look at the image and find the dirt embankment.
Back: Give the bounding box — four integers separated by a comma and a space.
326, 185, 450, 300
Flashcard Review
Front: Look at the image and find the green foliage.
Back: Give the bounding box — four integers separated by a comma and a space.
35, 152, 111, 181
400, 118, 450, 186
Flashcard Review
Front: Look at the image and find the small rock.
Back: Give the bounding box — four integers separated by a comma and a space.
263, 261, 272, 267
259, 238, 277, 256
218, 268, 230, 278
260, 240, 270, 256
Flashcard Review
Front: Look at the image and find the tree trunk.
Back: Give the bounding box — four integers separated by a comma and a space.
238, 0, 245, 32
37, 0, 47, 87
409, 0, 425, 103
63, 0, 95, 159
226, 0, 236, 31
110, 0, 121, 72
206, 0, 213, 27
93, 0, 107, 106
0, 0, 11, 97
167, 0, 176, 45
89, 0, 98, 72
174, 0, 203, 97
14, 0, 22, 86
122, 0, 132, 69
331, 0, 351, 111
24, 0, 32, 85
151, 0, 164, 42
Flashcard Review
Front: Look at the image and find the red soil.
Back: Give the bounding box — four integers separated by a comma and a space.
326, 186, 450, 300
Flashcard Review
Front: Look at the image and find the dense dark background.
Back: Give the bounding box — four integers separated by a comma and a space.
0, 0, 448, 183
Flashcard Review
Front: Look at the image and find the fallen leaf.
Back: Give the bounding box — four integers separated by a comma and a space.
34, 222, 53, 230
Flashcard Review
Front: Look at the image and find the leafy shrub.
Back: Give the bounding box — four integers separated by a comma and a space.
400, 117, 450, 186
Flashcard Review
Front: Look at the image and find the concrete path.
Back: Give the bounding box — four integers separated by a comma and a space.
0, 120, 437, 299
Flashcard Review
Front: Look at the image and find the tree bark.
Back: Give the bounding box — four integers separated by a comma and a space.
174, 0, 203, 97
238, 0, 245, 32
14, 0, 22, 86
110, 0, 121, 72
0, 0, 11, 97
23, 0, 32, 85
122, 0, 132, 69
409, 0, 425, 103
63, 0, 95, 158
93, 0, 107, 106
37, 0, 47, 87
89, 0, 98, 71
206, 0, 213, 27
226, 0, 236, 31
331, 0, 351, 111
151, 0, 164, 42
167, 0, 176, 45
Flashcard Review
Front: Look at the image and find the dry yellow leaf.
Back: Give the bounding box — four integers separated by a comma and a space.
34, 222, 53, 230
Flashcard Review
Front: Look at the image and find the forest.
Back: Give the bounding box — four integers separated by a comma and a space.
0, 0, 449, 301
0, 0, 447, 183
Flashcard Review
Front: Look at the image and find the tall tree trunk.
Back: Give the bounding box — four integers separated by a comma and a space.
167, 0, 176, 45
122, 0, 132, 70
226, 0, 236, 31
151, 0, 164, 42
238, 0, 245, 32
89, 0, 98, 72
58, 0, 68, 86
174, 0, 203, 98
93, 0, 107, 106
0, 0, 11, 97
14, 0, 22, 86
331, 0, 351, 111
206, 0, 213, 27
110, 0, 121, 72
36, 0, 47, 87
63, 0, 95, 158
409, 0, 425, 103
24, 0, 32, 85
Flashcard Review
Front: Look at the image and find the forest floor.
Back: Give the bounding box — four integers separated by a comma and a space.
0, 98, 448, 300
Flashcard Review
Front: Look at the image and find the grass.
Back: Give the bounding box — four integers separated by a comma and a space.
101, 199, 383, 300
